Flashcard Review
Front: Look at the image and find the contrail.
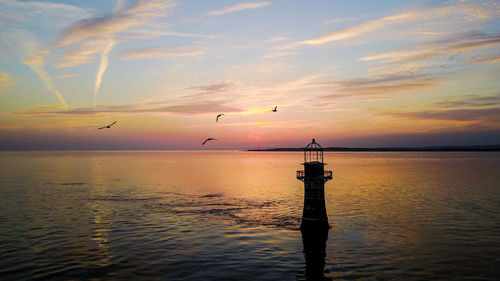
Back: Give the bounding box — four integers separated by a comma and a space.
93, 38, 114, 107
28, 64, 68, 111
93, 0, 123, 108
1, 30, 69, 110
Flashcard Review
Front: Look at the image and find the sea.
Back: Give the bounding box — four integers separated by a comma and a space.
0, 151, 499, 280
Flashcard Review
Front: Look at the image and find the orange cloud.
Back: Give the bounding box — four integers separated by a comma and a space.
0, 70, 15, 93
207, 2, 271, 16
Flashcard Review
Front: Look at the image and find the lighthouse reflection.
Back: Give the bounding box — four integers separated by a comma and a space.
300, 226, 330, 280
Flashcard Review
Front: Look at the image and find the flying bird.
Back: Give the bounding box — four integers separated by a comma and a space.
271, 106, 278, 112
216, 113, 224, 122
98, 121, 117, 129
202, 138, 217, 145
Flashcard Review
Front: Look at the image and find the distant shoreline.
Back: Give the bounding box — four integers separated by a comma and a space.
248, 145, 500, 152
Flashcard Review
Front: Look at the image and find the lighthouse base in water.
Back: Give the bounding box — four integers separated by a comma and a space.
298, 162, 331, 230
296, 139, 332, 230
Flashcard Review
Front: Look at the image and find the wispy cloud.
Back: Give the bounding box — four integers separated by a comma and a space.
24, 105, 65, 113
1, 29, 68, 110
52, 0, 177, 67
322, 17, 355, 24
261, 51, 298, 59
93, 38, 115, 107
188, 81, 233, 92
206, 1, 271, 16
51, 73, 78, 80
262, 36, 291, 44
0, 70, 15, 93
27, 64, 68, 110
22, 100, 243, 116
122, 29, 218, 39
434, 94, 500, 108
181, 81, 235, 100
469, 55, 500, 64
121, 46, 203, 59
382, 92, 500, 126
92, 0, 125, 108
318, 73, 438, 99
359, 32, 500, 77
156, 101, 242, 114
388, 108, 500, 122
361, 32, 500, 63
285, 3, 495, 48
55, 38, 110, 68
54, 0, 176, 48
51, 0, 177, 107
0, 0, 90, 25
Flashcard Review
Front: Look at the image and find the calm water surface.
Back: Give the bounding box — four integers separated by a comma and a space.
1, 151, 499, 280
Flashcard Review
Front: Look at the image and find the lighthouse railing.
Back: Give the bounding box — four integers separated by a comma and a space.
296, 170, 305, 181
296, 170, 332, 182
324, 170, 332, 181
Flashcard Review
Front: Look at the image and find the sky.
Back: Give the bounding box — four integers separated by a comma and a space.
0, 0, 499, 150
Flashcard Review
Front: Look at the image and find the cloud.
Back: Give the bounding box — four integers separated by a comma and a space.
120, 46, 203, 59
206, 1, 271, 16
360, 32, 500, 63
156, 101, 242, 114
261, 51, 298, 58
319, 73, 438, 98
358, 32, 500, 77
22, 100, 243, 116
188, 81, 233, 92
92, 0, 125, 108
24, 105, 65, 113
0, 0, 90, 25
55, 0, 176, 48
0, 70, 15, 93
290, 3, 495, 47
469, 55, 500, 64
388, 108, 500, 122
51, 0, 177, 107
51, 73, 78, 80
262, 36, 291, 44
94, 38, 115, 107
27, 64, 68, 110
181, 81, 236, 100
1, 29, 68, 110
52, 0, 177, 67
121, 29, 218, 39
322, 17, 355, 24
55, 38, 110, 68
434, 94, 500, 108
0, 0, 87, 14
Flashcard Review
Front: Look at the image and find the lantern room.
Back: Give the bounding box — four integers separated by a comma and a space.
304, 138, 323, 164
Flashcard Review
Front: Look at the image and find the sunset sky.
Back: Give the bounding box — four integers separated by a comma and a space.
1, 0, 499, 149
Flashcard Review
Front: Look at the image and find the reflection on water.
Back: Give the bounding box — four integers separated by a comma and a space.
300, 227, 329, 281
0, 151, 499, 280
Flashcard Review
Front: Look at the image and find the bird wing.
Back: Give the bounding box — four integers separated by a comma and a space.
98, 126, 106, 129
109, 121, 117, 126
216, 115, 220, 122
202, 139, 208, 145
274, 106, 277, 110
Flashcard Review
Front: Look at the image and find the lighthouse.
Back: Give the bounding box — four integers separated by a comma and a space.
296, 138, 332, 229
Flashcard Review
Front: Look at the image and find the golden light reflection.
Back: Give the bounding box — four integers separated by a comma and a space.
89, 157, 114, 266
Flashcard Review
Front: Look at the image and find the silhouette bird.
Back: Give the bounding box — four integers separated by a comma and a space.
216, 113, 224, 122
272, 106, 278, 112
99, 121, 117, 129
202, 138, 217, 145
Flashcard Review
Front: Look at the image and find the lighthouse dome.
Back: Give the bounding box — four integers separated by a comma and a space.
304, 138, 324, 164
